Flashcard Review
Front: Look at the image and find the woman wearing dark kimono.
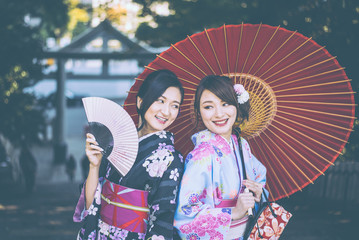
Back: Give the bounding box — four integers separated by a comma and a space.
73, 70, 185, 240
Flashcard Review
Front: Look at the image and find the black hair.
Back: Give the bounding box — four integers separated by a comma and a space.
194, 75, 250, 128
136, 69, 184, 130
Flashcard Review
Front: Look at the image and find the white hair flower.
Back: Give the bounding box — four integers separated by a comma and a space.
233, 84, 250, 104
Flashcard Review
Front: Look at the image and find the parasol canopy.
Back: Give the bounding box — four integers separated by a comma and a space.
124, 24, 356, 201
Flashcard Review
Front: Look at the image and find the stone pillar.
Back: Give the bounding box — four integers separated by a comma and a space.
102, 35, 109, 77
53, 58, 67, 164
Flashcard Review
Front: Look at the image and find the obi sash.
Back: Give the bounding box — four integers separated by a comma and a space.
215, 198, 249, 239
100, 179, 149, 233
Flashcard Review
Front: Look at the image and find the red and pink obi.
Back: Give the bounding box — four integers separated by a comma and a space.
100, 179, 149, 233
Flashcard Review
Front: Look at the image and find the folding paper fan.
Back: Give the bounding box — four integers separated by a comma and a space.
82, 97, 138, 176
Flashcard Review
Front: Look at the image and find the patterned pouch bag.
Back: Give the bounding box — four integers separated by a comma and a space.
243, 190, 292, 240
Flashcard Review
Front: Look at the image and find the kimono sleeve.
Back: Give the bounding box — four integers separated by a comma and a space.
73, 180, 103, 239
145, 150, 185, 240
244, 140, 269, 202
73, 157, 109, 223
250, 154, 267, 188
174, 145, 232, 240
73, 181, 103, 222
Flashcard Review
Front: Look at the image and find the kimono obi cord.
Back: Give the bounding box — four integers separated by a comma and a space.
215, 199, 237, 208
100, 179, 149, 233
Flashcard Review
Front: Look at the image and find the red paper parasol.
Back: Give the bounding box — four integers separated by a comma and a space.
124, 24, 356, 201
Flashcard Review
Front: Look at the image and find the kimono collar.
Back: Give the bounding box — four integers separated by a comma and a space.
191, 129, 240, 148
139, 130, 175, 146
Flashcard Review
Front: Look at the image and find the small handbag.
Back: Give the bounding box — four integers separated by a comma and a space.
238, 141, 292, 240
243, 190, 292, 240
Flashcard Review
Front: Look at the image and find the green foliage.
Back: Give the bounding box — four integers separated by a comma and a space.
72, 21, 89, 39
67, 0, 90, 38
0, 0, 69, 144
134, 0, 359, 161
339, 119, 359, 161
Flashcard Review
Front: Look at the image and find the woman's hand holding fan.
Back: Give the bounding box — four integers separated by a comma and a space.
85, 133, 104, 168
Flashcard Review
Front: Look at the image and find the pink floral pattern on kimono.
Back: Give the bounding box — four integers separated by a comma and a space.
174, 130, 267, 239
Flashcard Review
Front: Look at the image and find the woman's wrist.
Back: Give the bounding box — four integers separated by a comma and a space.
89, 163, 100, 171
231, 207, 246, 221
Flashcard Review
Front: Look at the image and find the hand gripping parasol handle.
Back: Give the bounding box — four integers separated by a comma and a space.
236, 131, 253, 217
244, 188, 253, 216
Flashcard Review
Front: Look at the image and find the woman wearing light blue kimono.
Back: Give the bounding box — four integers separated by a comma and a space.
174, 75, 267, 240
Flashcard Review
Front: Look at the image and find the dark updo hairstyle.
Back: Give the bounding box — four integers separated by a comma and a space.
194, 75, 250, 132
136, 69, 184, 131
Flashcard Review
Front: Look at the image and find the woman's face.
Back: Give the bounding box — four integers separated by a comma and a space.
199, 89, 237, 141
141, 86, 182, 134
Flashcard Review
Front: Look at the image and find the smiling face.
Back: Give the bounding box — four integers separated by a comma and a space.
199, 89, 237, 141
138, 86, 181, 136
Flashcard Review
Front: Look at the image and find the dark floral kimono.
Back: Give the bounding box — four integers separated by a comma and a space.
74, 131, 184, 240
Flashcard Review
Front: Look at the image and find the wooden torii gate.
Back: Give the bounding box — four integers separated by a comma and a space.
43, 19, 157, 164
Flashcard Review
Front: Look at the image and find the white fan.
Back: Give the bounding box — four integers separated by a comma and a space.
82, 97, 138, 176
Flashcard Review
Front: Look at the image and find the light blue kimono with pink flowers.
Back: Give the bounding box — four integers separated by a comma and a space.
174, 130, 267, 240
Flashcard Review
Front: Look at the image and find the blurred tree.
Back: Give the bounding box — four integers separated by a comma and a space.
92, 0, 127, 27
72, 21, 89, 39
0, 0, 69, 144
67, 0, 128, 39
134, 0, 252, 47
134, 0, 358, 161
68, 0, 90, 39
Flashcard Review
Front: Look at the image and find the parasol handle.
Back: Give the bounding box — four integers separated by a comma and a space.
244, 188, 253, 216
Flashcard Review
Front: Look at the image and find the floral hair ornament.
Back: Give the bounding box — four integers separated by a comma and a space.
233, 84, 250, 104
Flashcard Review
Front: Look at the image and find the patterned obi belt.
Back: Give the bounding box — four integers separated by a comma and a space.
100, 180, 149, 233
216, 199, 249, 239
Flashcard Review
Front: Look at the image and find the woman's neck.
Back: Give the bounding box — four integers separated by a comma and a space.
205, 129, 232, 143
220, 132, 232, 142
219, 134, 232, 145
138, 128, 163, 139
137, 120, 149, 138
137, 128, 148, 138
